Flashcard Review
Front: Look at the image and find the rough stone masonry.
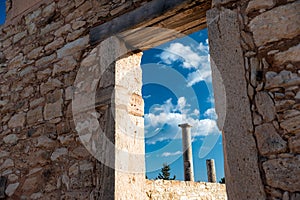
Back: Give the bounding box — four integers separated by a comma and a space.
0, 0, 299, 199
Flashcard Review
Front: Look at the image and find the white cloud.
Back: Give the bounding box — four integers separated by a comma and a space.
145, 97, 220, 144
161, 151, 182, 157
204, 108, 217, 120
143, 95, 152, 99
158, 41, 211, 87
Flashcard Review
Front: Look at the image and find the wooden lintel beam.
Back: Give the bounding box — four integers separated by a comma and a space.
90, 0, 211, 47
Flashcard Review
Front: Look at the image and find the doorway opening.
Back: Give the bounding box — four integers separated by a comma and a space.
141, 28, 225, 183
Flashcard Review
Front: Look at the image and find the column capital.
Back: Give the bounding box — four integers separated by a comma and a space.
178, 123, 192, 128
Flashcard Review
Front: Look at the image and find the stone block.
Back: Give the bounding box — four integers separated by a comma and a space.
280, 115, 300, 134
36, 135, 55, 148
53, 56, 77, 75
40, 78, 63, 95
45, 37, 65, 53
72, 20, 86, 30
3, 134, 19, 144
35, 53, 56, 68
44, 99, 63, 120
289, 134, 300, 153
249, 1, 300, 46
57, 36, 89, 58
246, 0, 275, 13
0, 159, 14, 170
263, 157, 300, 192
255, 123, 287, 155
5, 183, 19, 197
27, 106, 43, 125
8, 112, 26, 128
255, 92, 275, 122
46, 89, 63, 104
273, 44, 300, 67
51, 148, 68, 161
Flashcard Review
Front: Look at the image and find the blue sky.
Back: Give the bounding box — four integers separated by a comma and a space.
0, 0, 5, 25
142, 29, 224, 182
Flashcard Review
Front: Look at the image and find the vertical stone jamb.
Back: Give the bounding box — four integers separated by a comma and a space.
206, 159, 217, 183
178, 123, 194, 181
207, 4, 266, 199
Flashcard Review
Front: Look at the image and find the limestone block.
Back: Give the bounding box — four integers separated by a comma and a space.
263, 157, 300, 192
53, 56, 77, 75
27, 106, 43, 125
8, 112, 26, 128
265, 70, 300, 89
35, 53, 56, 68
280, 115, 300, 134
30, 97, 45, 108
289, 134, 300, 153
40, 21, 63, 35
72, 20, 86, 30
255, 92, 275, 122
13, 31, 27, 43
65, 86, 74, 100
0, 151, 10, 158
8, 174, 18, 182
296, 91, 300, 100
42, 2, 56, 18
44, 99, 63, 120
57, 36, 89, 58
46, 90, 62, 105
51, 148, 68, 161
246, 0, 275, 13
0, 159, 14, 170
255, 123, 287, 155
36, 135, 55, 148
273, 44, 300, 67
54, 24, 72, 37
45, 37, 65, 53
40, 79, 63, 95
249, 1, 300, 46
5, 183, 19, 197
3, 134, 19, 144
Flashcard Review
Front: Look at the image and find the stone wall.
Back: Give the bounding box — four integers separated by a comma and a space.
145, 180, 227, 200
0, 0, 149, 199
208, 0, 300, 199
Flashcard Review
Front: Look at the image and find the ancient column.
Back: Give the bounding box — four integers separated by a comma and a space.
178, 123, 194, 181
206, 159, 217, 183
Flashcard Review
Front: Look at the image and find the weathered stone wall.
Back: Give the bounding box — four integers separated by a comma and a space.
0, 0, 149, 199
145, 180, 227, 200
208, 0, 300, 199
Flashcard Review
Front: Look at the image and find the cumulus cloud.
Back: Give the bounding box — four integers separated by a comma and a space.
145, 97, 220, 144
161, 151, 182, 157
158, 40, 211, 86
204, 108, 217, 120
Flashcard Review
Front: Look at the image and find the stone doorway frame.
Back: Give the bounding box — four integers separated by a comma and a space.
86, 0, 266, 199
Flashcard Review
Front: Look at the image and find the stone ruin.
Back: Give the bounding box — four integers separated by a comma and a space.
0, 0, 299, 199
